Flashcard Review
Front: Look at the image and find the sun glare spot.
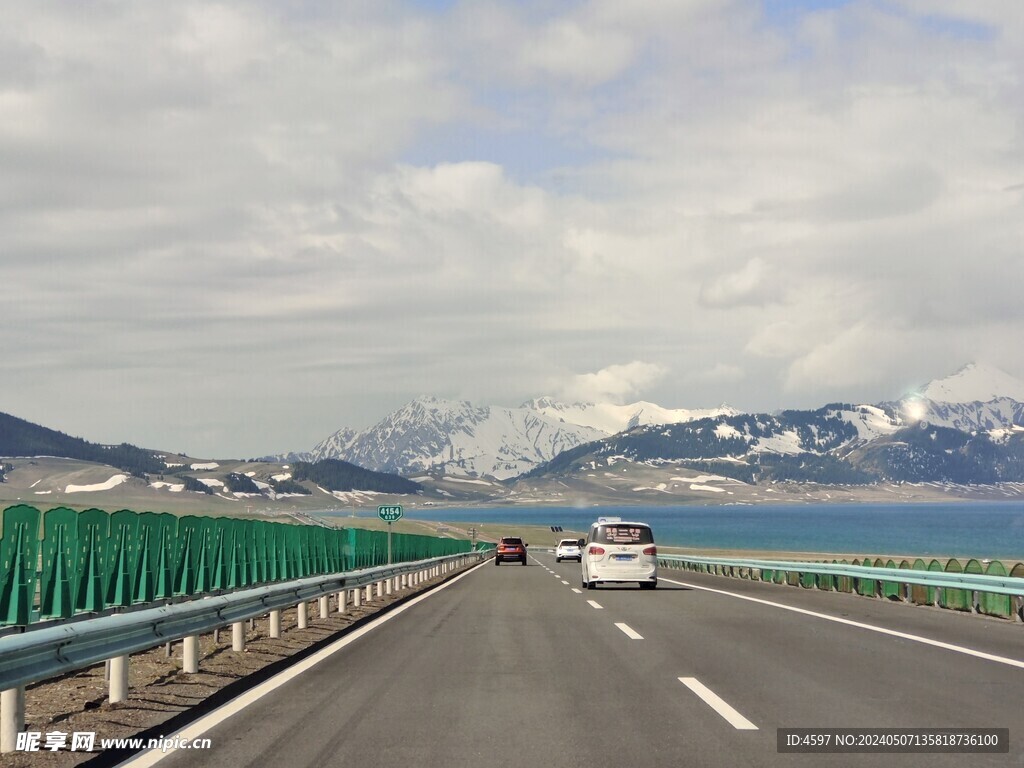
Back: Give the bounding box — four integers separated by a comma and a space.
903, 399, 927, 422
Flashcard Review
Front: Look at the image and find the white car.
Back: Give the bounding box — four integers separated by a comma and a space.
581, 517, 657, 590
555, 538, 582, 562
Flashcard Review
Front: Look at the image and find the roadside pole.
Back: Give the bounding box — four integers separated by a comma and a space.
377, 505, 403, 565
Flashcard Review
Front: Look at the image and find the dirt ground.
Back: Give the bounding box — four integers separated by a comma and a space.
3, 564, 471, 768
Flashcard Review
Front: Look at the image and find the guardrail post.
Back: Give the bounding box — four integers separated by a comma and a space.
1, 686, 26, 754
109, 655, 129, 703
337, 590, 346, 615
269, 609, 282, 637
376, 581, 383, 598
232, 621, 245, 652
401, 573, 407, 589
386, 578, 393, 596
183, 635, 199, 673
297, 601, 308, 629
352, 587, 361, 608
364, 584, 373, 603
319, 595, 329, 619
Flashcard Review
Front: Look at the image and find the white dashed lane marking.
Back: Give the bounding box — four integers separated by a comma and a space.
679, 677, 758, 730
587, 600, 603, 610
615, 622, 643, 640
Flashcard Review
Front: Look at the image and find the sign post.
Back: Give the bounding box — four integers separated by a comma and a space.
377, 505, 404, 564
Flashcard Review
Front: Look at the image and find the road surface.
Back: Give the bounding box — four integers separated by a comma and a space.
123, 550, 1024, 767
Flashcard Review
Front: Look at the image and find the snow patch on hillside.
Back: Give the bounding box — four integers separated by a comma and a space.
151, 481, 185, 492
66, 474, 128, 493
690, 484, 726, 493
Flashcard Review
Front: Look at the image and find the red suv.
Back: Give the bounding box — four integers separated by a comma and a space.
494, 537, 527, 565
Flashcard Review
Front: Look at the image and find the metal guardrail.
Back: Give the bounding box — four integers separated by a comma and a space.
0, 552, 483, 692
658, 555, 1024, 597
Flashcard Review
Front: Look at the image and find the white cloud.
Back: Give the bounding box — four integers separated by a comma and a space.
699, 258, 774, 308
2, 0, 1023, 455
562, 362, 668, 404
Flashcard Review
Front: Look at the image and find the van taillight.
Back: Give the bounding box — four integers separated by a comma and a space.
589, 546, 606, 556
643, 546, 657, 556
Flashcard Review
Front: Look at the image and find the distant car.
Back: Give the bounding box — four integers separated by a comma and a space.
581, 517, 657, 589
555, 538, 582, 562
494, 536, 527, 565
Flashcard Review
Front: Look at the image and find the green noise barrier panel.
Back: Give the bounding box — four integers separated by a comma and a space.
1, 504, 474, 628
76, 509, 108, 614
980, 561, 1012, 619
39, 507, 78, 620
939, 559, 971, 611
855, 558, 878, 597
963, 559, 984, 614
835, 560, 853, 593
881, 559, 900, 600
910, 559, 936, 606
0, 505, 41, 627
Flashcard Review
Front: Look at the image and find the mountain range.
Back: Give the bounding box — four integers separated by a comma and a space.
286, 363, 1024, 486
298, 397, 740, 480
5, 363, 1024, 509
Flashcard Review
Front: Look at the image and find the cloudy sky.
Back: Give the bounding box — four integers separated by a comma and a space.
3, 0, 1023, 458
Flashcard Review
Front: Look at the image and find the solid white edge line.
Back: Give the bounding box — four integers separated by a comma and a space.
587, 600, 603, 610
661, 576, 1024, 670
615, 622, 644, 640
115, 559, 490, 768
679, 677, 758, 730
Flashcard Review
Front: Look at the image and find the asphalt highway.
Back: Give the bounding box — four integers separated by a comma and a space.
124, 551, 1024, 768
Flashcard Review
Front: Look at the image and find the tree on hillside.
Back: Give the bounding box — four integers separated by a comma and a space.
291, 459, 421, 493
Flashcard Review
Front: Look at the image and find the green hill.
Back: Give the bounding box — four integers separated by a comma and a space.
291, 458, 422, 494
0, 411, 165, 478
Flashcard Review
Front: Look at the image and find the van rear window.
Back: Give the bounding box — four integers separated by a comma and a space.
594, 525, 653, 545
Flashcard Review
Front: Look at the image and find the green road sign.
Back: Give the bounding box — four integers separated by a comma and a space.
378, 505, 404, 523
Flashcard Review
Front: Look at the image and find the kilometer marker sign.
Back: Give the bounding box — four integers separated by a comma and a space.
378, 505, 403, 564
378, 505, 404, 522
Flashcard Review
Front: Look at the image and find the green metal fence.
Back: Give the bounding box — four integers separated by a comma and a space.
664, 553, 1024, 622
0, 505, 473, 628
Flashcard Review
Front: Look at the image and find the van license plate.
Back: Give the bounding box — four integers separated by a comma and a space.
614, 554, 634, 561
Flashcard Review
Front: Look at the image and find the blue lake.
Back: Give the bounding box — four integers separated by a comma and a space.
321, 503, 1024, 560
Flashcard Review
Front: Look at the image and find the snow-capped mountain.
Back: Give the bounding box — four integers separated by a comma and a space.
310, 395, 741, 480
521, 363, 1024, 487
522, 397, 740, 433
901, 363, 1024, 437
300, 363, 1024, 485
919, 362, 1024, 403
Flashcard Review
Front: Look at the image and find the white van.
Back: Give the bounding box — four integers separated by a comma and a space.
581, 517, 657, 590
